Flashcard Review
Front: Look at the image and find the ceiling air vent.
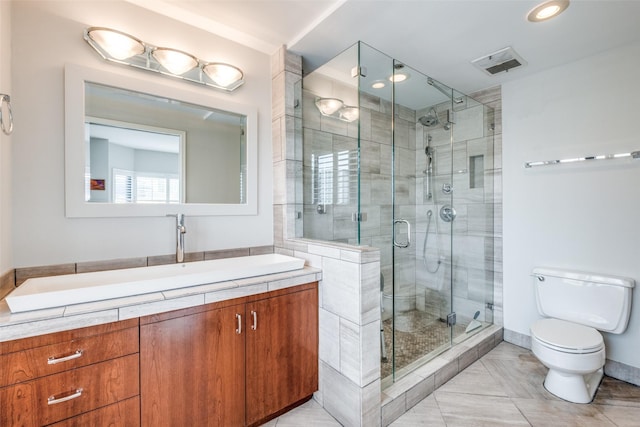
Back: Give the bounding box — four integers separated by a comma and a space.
471, 46, 527, 76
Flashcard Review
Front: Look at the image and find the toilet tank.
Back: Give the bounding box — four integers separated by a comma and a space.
532, 267, 635, 334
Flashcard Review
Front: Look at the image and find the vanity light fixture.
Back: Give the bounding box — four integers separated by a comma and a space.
527, 0, 570, 22
315, 97, 358, 123
152, 47, 198, 75
84, 27, 244, 91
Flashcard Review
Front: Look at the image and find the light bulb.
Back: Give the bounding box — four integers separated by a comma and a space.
203, 63, 244, 88
87, 27, 145, 60
315, 98, 344, 116
152, 48, 198, 75
339, 106, 359, 122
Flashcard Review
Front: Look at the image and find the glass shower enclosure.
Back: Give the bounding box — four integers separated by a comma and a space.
300, 42, 496, 385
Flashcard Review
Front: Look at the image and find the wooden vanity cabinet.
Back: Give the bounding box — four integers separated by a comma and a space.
245, 285, 319, 426
140, 282, 318, 427
1, 281, 318, 427
0, 319, 140, 427
140, 302, 245, 427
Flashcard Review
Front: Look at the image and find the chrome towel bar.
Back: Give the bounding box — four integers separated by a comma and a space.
524, 150, 640, 168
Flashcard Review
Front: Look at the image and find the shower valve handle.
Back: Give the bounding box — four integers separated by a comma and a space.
439, 205, 457, 222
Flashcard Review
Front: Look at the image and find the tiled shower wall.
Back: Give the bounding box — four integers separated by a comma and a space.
301, 75, 502, 327
413, 96, 498, 326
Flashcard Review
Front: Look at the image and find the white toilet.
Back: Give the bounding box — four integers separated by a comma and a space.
530, 267, 635, 404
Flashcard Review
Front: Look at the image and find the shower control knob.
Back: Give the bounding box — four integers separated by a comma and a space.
442, 183, 452, 194
439, 205, 457, 222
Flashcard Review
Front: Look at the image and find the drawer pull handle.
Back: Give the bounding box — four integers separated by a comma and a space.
235, 313, 242, 334
48, 349, 83, 365
251, 310, 257, 330
48, 388, 83, 405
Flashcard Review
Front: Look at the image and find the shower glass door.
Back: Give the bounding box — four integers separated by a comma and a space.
390, 60, 455, 380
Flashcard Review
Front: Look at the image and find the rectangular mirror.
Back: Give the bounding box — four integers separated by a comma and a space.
65, 64, 257, 217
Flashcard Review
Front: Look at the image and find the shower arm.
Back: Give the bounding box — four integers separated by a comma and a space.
427, 77, 464, 104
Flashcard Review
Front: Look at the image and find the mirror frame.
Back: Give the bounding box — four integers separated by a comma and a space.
65, 63, 258, 217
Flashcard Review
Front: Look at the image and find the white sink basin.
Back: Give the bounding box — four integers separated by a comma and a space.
5, 254, 305, 313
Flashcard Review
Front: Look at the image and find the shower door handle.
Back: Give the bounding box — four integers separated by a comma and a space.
393, 219, 411, 248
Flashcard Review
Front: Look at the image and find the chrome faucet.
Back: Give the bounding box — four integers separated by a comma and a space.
167, 214, 186, 263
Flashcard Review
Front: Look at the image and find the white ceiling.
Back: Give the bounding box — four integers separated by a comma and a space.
128, 0, 640, 95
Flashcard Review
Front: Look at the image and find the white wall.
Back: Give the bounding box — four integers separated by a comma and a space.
0, 0, 12, 275
11, 1, 273, 267
503, 41, 640, 368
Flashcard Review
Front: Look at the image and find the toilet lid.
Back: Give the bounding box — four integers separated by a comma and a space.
531, 318, 603, 352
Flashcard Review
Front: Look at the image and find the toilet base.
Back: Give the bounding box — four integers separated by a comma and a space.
543, 367, 604, 404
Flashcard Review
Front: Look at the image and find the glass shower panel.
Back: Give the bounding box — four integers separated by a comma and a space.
391, 61, 455, 380
449, 95, 495, 345
301, 44, 360, 243
353, 44, 395, 377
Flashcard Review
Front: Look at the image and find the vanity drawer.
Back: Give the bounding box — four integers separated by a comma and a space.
47, 396, 140, 427
0, 353, 139, 427
0, 326, 139, 387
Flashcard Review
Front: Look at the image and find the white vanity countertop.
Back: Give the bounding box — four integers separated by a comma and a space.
0, 266, 321, 343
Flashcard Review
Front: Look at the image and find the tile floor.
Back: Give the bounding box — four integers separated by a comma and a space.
264, 342, 640, 426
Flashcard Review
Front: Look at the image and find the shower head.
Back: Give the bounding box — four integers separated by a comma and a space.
418, 108, 439, 127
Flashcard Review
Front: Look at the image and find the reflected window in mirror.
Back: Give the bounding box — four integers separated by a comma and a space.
85, 117, 184, 204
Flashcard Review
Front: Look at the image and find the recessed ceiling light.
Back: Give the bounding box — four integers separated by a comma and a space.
527, 0, 570, 22
371, 80, 386, 89
389, 72, 410, 83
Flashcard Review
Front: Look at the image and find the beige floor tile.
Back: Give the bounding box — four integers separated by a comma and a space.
481, 341, 532, 360
595, 403, 640, 426
513, 397, 616, 427
481, 355, 551, 400
272, 399, 341, 426
434, 390, 530, 426
389, 395, 446, 427
593, 376, 640, 408
437, 359, 509, 397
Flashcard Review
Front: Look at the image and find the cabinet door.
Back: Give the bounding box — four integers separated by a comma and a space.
245, 286, 318, 426
140, 304, 245, 427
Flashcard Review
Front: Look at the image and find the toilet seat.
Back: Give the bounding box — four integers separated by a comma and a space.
531, 318, 604, 354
